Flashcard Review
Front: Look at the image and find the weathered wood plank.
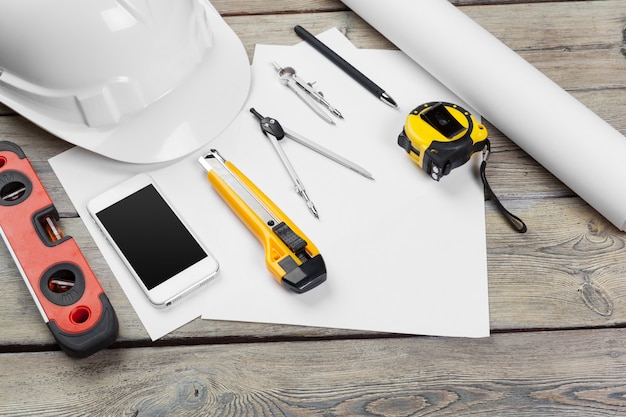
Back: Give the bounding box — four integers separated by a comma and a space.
465, 1, 626, 52
486, 197, 626, 330
2, 328, 626, 416
213, 0, 345, 16
223, 1, 626, 87
209, 0, 609, 16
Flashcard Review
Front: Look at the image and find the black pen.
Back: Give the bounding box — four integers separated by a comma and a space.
294, 25, 398, 108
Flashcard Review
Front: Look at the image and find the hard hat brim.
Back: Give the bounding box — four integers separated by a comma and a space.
0, 3, 251, 164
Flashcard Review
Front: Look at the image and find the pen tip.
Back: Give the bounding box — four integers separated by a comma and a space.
380, 92, 398, 108
310, 203, 319, 219
357, 170, 375, 180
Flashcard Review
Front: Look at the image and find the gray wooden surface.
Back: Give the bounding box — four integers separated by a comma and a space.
2, 1, 626, 415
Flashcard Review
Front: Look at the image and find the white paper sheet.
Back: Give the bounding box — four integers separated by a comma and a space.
341, 0, 626, 231
50, 29, 490, 339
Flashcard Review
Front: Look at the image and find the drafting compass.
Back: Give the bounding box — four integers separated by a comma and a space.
250, 108, 373, 218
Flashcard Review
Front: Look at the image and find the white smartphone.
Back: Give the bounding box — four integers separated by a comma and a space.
87, 174, 219, 308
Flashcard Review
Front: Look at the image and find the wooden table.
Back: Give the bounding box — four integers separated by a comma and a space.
2, 1, 626, 415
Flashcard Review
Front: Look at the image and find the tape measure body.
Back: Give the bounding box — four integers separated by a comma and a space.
398, 102, 488, 180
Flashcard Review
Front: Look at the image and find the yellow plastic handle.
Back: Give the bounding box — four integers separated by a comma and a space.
206, 161, 321, 283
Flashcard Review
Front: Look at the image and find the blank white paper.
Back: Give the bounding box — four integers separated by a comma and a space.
50, 29, 491, 339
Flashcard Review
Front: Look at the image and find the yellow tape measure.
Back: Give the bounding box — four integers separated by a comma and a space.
398, 101, 488, 180
397, 101, 527, 233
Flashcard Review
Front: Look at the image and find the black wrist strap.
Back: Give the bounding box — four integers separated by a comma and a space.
479, 141, 527, 233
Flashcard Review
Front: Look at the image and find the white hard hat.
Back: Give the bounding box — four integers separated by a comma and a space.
0, 0, 250, 163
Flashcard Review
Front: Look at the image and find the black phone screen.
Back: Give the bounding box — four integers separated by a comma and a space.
95, 184, 208, 290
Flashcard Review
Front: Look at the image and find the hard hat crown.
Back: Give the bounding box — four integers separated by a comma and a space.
0, 0, 251, 164
0, 0, 213, 127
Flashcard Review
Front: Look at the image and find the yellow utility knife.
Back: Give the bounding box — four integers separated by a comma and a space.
198, 149, 326, 293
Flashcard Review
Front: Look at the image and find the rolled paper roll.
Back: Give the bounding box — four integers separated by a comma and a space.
341, 0, 626, 230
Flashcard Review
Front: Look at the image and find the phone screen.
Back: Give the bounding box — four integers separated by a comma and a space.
95, 184, 208, 290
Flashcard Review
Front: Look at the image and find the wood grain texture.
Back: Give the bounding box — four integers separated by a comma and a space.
2, 328, 626, 416
486, 197, 626, 329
